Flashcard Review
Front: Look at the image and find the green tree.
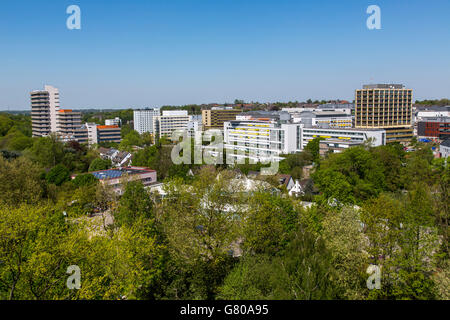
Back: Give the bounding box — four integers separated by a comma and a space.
0, 156, 44, 206
72, 173, 98, 187
219, 229, 341, 299
0, 204, 69, 299
242, 192, 297, 256
361, 192, 439, 300
158, 168, 244, 299
0, 115, 14, 136
0, 203, 165, 300
26, 135, 64, 168
313, 146, 386, 204
321, 206, 369, 299
88, 158, 112, 172
371, 144, 405, 191
46, 164, 71, 186
114, 181, 154, 227
0, 128, 33, 151
313, 168, 355, 204
119, 130, 142, 151
304, 137, 324, 163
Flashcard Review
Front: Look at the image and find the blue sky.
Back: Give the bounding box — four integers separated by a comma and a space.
0, 0, 449, 110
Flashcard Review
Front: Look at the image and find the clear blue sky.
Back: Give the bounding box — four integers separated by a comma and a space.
1, 0, 449, 110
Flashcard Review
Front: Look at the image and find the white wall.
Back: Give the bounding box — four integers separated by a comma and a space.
44, 85, 60, 133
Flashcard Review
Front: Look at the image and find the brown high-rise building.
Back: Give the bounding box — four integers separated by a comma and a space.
202, 107, 242, 130
355, 84, 413, 143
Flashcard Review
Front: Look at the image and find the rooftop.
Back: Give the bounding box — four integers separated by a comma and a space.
441, 139, 450, 148
90, 166, 155, 180
316, 103, 354, 109
418, 117, 450, 122
97, 125, 120, 129
362, 84, 405, 89
237, 110, 291, 122
320, 138, 363, 145
303, 127, 386, 132
416, 106, 450, 112
210, 106, 236, 111
293, 111, 350, 118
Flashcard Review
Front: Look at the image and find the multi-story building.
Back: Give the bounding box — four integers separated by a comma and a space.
73, 126, 89, 144
30, 85, 123, 145
153, 110, 190, 138
282, 103, 353, 116
414, 106, 450, 135
417, 117, 450, 141
355, 84, 413, 143
31, 85, 60, 137
86, 123, 99, 145
319, 139, 363, 156
84, 166, 158, 195
72, 123, 121, 145
439, 139, 450, 158
97, 125, 122, 144
291, 111, 353, 128
223, 111, 386, 163
133, 108, 160, 134
187, 114, 203, 137
223, 111, 295, 162
415, 106, 450, 122
56, 109, 82, 137
105, 117, 122, 127
299, 127, 386, 150
202, 107, 242, 130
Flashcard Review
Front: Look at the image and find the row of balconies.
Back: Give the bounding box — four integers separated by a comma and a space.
358, 114, 411, 117
358, 92, 412, 95
31, 120, 51, 124
357, 105, 411, 108
58, 121, 82, 126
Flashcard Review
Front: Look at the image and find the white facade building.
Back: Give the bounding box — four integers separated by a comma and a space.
223, 120, 298, 162
153, 110, 190, 138
105, 117, 122, 126
223, 115, 386, 162
416, 110, 450, 121
46, 85, 60, 133
86, 123, 98, 145
299, 127, 386, 149
440, 139, 450, 158
291, 111, 353, 128
133, 108, 160, 134
187, 115, 203, 137
282, 104, 353, 116
30, 85, 60, 137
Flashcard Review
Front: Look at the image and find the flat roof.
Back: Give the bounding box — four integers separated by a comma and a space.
418, 117, 450, 122
303, 127, 386, 132
362, 84, 405, 89
441, 139, 450, 148
320, 138, 363, 144
97, 125, 119, 129
90, 167, 155, 180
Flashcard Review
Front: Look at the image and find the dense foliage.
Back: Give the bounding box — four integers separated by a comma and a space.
0, 113, 448, 300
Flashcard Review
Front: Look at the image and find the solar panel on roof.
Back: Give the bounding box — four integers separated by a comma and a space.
91, 170, 125, 180
89, 167, 153, 180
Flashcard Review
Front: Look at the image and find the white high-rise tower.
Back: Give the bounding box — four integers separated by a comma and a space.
133, 108, 160, 134
31, 85, 60, 137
